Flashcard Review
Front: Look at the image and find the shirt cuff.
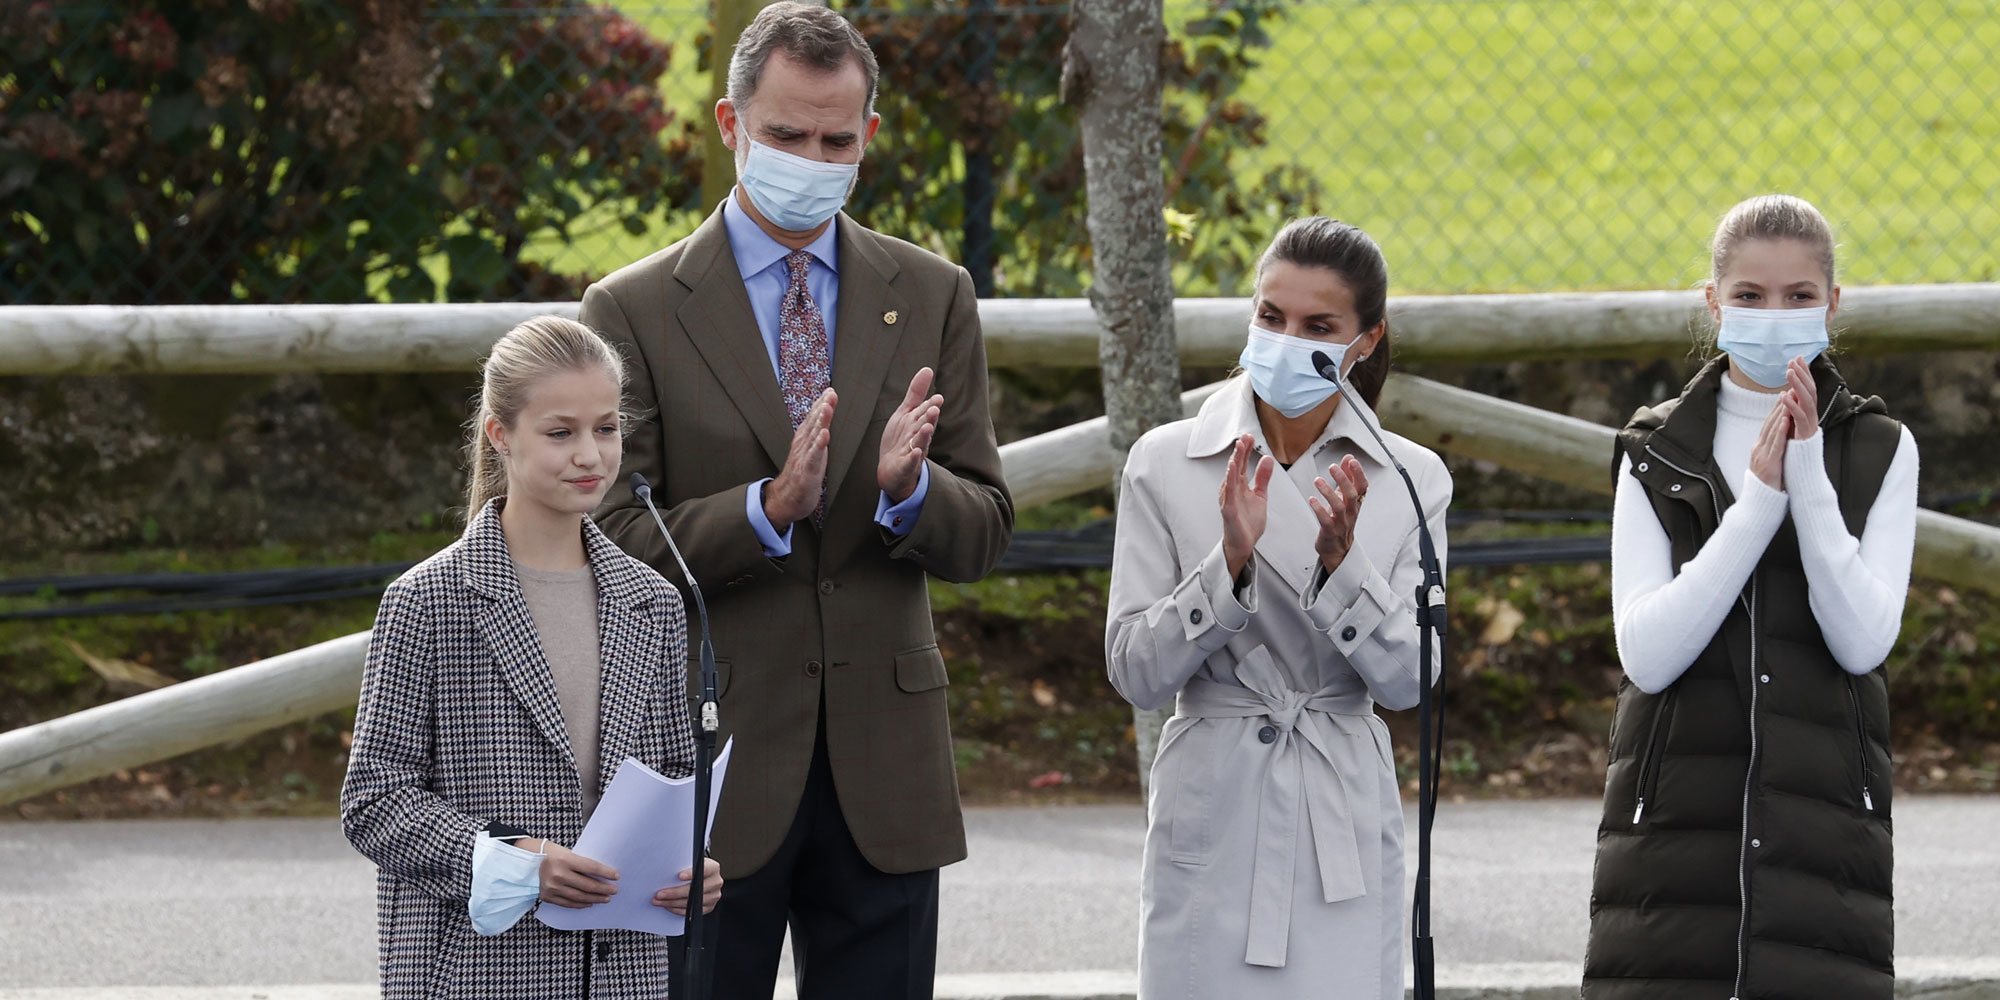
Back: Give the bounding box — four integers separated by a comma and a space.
1736, 467, 1791, 514
1782, 431, 1839, 506
1781, 431, 1855, 552
1175, 542, 1256, 653
483, 819, 532, 841
875, 462, 930, 537
746, 478, 794, 558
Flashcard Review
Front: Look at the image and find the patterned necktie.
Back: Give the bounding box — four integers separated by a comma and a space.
777, 249, 831, 524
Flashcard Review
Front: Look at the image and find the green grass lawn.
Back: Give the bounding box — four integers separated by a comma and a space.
1233, 0, 2000, 292
537, 0, 1999, 295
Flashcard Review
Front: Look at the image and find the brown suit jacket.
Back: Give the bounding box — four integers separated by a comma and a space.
587, 204, 1013, 877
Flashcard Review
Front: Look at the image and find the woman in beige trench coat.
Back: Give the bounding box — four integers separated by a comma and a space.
1106, 217, 1451, 999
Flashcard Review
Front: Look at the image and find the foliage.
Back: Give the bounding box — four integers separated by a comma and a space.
1, 0, 702, 304
834, 0, 1320, 296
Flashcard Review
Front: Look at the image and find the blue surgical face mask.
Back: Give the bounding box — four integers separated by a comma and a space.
736, 129, 859, 232
469, 833, 544, 936
1716, 305, 1828, 389
1238, 325, 1348, 418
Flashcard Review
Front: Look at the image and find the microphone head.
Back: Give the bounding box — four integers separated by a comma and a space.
1309, 350, 1341, 384
628, 472, 651, 501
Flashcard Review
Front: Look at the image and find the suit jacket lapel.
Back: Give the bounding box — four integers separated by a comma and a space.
822, 214, 908, 509
674, 206, 793, 470
583, 520, 663, 790
461, 503, 579, 779
475, 594, 580, 778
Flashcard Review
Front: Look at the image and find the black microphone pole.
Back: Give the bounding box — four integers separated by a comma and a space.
630, 473, 718, 1000
1311, 352, 1449, 1000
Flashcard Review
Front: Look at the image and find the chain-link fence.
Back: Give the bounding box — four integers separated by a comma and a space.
5, 0, 1996, 306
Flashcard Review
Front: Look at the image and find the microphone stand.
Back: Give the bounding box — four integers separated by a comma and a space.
630, 474, 718, 1000
1311, 354, 1449, 1000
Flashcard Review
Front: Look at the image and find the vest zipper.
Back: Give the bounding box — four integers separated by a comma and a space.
1731, 579, 1762, 1000
1846, 676, 1876, 812
1642, 445, 1747, 616
1632, 688, 1677, 825
1646, 408, 1800, 999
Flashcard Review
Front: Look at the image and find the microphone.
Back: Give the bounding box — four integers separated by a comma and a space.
630, 474, 718, 727
629, 472, 720, 1000
1310, 351, 1421, 495
1310, 349, 1344, 388
1309, 350, 1449, 1000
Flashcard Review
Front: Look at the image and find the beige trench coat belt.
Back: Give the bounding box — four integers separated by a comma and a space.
1175, 646, 1376, 969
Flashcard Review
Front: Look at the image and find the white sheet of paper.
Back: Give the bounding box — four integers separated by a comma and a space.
536, 738, 731, 937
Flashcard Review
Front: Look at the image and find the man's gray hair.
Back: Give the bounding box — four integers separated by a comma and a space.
727, 2, 880, 119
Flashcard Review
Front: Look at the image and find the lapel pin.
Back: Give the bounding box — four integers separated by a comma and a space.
883, 310, 899, 325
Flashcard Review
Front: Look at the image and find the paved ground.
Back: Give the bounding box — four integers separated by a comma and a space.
3, 799, 1997, 996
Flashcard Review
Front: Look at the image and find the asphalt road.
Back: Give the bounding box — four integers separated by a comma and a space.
4, 799, 1997, 994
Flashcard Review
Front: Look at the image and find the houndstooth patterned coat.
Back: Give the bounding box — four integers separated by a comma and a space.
340, 498, 696, 999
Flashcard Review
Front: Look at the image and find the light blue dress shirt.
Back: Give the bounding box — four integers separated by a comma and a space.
724, 194, 929, 555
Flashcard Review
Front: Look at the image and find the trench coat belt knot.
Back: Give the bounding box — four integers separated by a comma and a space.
1176, 645, 1376, 968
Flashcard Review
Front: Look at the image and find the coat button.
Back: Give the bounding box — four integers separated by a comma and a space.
595, 938, 612, 960
818, 579, 835, 596
1760, 674, 1771, 684
1637, 462, 1650, 473
1341, 625, 1358, 642
1670, 483, 1683, 493
806, 660, 823, 678
1258, 725, 1278, 744
1751, 838, 1762, 848
1190, 608, 1204, 625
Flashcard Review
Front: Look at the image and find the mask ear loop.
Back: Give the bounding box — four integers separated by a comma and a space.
494, 833, 548, 858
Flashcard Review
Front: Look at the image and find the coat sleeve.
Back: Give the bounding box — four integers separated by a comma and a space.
1299, 456, 1452, 711
585, 280, 789, 596
881, 266, 1015, 583
1105, 438, 1257, 712
339, 578, 483, 902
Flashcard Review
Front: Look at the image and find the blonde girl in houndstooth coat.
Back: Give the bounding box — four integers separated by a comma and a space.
341, 317, 721, 998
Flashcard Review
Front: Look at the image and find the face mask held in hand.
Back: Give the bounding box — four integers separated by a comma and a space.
469, 832, 545, 936
1238, 324, 1349, 418
1716, 305, 1829, 389
736, 131, 859, 232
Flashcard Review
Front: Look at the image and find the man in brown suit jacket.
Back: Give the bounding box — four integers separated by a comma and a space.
587, 4, 1012, 997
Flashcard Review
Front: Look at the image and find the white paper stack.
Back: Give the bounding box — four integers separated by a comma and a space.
537, 738, 731, 936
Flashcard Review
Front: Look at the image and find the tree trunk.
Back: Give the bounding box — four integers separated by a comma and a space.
1064, 0, 1182, 791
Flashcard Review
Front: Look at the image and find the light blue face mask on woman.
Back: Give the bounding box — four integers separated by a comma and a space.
736, 131, 859, 232
1716, 305, 1829, 389
468, 832, 544, 936
1238, 324, 1350, 417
